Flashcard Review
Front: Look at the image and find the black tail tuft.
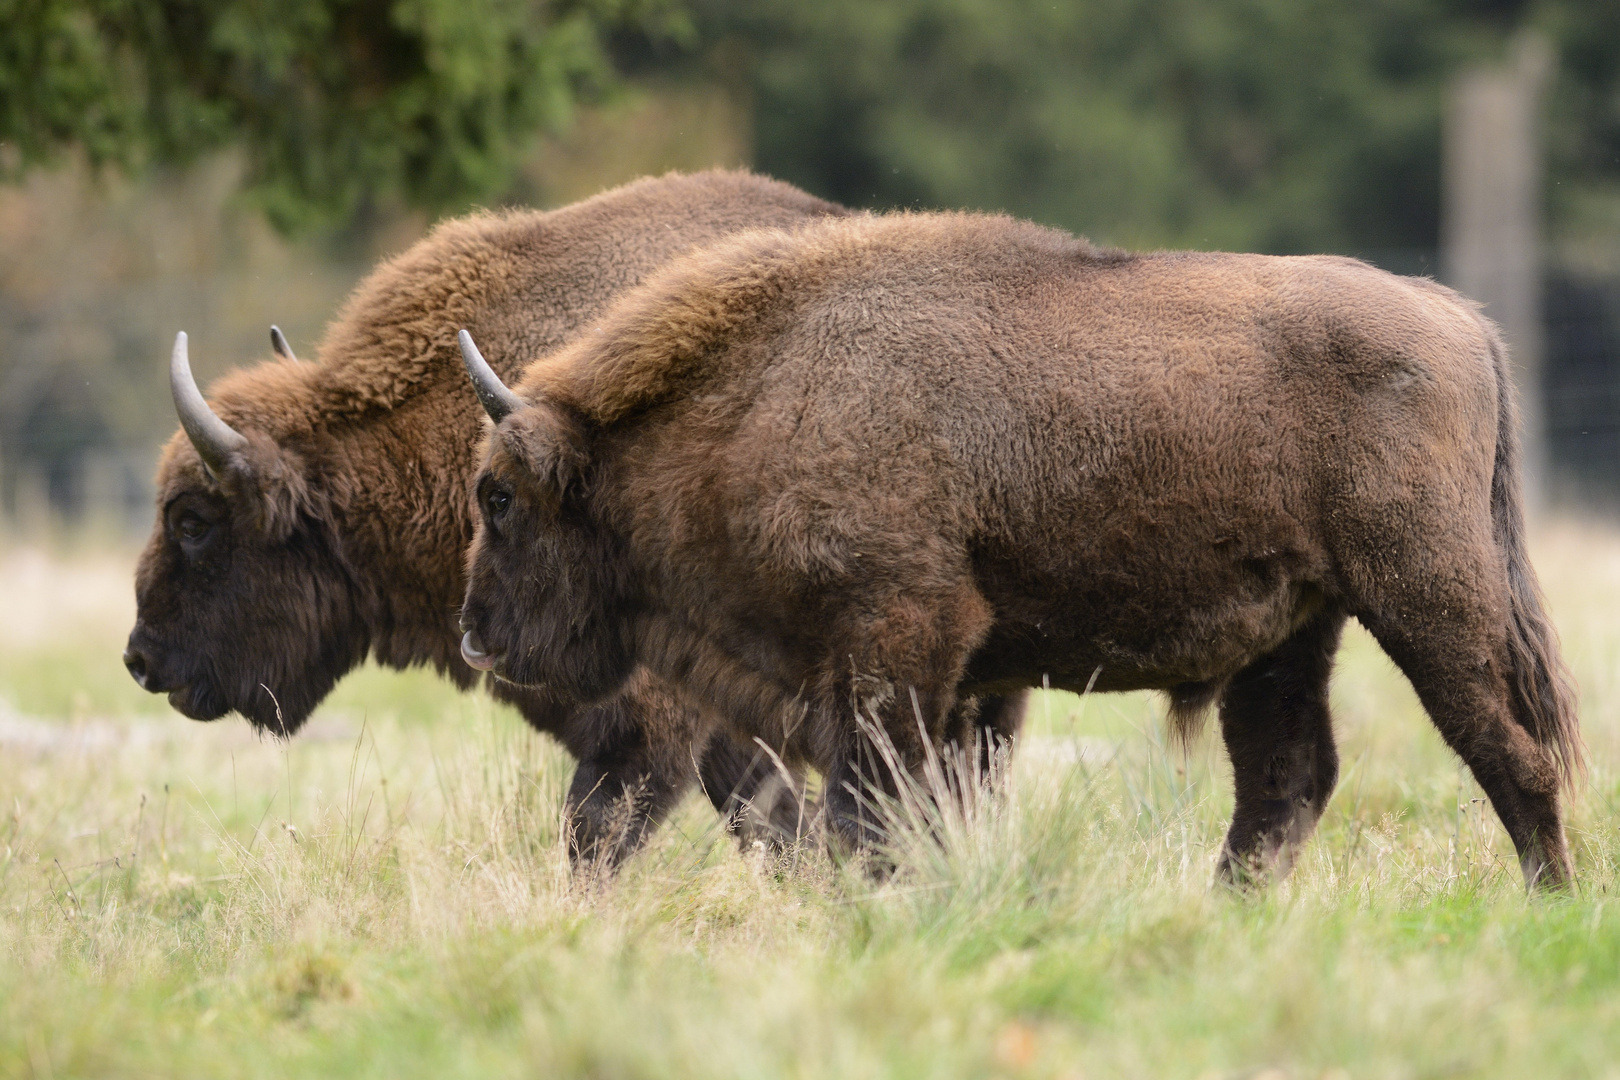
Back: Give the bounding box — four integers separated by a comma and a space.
1482, 317, 1585, 790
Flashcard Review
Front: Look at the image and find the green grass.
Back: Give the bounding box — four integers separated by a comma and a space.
4, 522, 1620, 1079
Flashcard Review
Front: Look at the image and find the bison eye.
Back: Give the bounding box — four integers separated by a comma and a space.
176, 511, 211, 542
485, 488, 512, 520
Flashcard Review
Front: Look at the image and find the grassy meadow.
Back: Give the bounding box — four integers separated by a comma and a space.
4, 521, 1620, 1079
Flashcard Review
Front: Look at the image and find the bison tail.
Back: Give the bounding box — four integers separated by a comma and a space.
1484, 317, 1585, 791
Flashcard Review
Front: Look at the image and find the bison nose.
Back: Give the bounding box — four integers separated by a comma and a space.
124, 645, 151, 690
461, 629, 499, 671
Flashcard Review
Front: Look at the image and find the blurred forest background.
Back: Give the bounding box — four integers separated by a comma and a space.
3, 0, 1619, 534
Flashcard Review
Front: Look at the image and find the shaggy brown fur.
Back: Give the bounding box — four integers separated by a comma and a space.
461, 210, 1582, 890
126, 171, 865, 864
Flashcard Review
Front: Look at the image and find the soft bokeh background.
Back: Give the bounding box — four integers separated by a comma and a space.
5, 3, 1620, 1077
3, 0, 1619, 529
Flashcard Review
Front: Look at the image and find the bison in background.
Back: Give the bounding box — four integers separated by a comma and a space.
125, 171, 866, 866
457, 210, 1582, 890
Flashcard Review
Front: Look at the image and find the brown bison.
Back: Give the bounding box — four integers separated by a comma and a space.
457, 210, 1582, 889
125, 171, 868, 864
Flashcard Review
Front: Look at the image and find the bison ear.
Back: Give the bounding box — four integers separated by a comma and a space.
218, 435, 324, 542
503, 398, 592, 501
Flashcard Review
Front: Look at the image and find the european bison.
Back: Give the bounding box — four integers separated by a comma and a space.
125, 171, 859, 864
457, 210, 1582, 889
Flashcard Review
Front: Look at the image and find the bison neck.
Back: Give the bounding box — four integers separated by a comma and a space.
323, 388, 485, 687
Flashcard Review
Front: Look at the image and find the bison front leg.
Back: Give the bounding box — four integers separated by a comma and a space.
562, 679, 711, 870
1217, 611, 1346, 889
818, 584, 996, 858
696, 733, 809, 849
565, 730, 692, 871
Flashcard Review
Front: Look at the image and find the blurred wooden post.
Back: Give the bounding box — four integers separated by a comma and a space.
1442, 33, 1553, 510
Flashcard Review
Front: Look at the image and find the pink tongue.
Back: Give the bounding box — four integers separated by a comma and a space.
461, 630, 496, 671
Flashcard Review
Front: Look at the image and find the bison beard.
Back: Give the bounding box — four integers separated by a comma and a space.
460, 210, 1583, 891
125, 171, 910, 868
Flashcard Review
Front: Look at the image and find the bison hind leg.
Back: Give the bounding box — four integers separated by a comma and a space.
1215, 609, 1347, 890
1353, 584, 1575, 892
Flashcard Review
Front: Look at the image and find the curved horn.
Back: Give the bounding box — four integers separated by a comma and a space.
169, 331, 247, 476
269, 325, 298, 363
458, 330, 524, 424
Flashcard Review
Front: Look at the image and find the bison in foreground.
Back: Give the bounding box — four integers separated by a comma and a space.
125, 171, 857, 864
458, 210, 1582, 889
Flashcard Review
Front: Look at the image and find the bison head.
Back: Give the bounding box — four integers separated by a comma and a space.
457, 331, 636, 706
123, 331, 367, 734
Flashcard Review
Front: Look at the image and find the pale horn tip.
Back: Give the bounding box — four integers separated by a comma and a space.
169, 330, 247, 476
458, 330, 525, 424
269, 325, 298, 363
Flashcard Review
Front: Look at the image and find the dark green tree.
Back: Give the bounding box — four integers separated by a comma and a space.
693, 0, 1462, 254
694, 0, 1620, 258
1541, 0, 1620, 250
0, 0, 686, 231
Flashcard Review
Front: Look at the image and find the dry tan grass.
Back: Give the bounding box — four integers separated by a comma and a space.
2, 518, 1619, 1078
